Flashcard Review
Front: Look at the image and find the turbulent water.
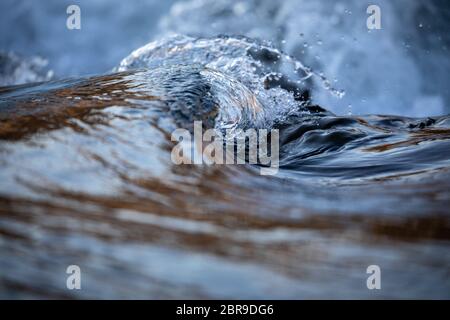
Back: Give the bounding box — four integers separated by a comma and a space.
1, 2, 450, 299
2, 0, 449, 116
1, 34, 449, 299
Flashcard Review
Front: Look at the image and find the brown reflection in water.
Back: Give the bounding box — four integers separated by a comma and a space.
1, 171, 449, 290
0, 71, 162, 140
364, 128, 450, 153
0, 70, 449, 298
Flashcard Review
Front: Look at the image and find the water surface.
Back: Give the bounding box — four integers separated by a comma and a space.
1, 35, 449, 298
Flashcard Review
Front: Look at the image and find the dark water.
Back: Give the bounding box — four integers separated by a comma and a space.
0, 35, 449, 298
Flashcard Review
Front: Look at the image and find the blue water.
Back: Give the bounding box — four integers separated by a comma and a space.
0, 0, 449, 299
1, 0, 450, 116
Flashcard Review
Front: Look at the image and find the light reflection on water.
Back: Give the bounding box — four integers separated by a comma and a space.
0, 65, 449, 299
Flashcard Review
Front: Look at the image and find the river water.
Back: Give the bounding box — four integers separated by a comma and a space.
0, 1, 449, 299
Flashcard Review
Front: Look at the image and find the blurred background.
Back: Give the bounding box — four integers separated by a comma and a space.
1, 0, 449, 116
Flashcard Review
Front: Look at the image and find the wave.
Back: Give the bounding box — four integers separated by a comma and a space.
0, 9, 450, 298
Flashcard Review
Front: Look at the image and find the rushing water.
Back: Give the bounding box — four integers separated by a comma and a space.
1, 2, 450, 299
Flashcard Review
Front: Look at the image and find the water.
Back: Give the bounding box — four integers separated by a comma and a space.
0, 2, 450, 299
2, 0, 450, 116
158, 0, 450, 116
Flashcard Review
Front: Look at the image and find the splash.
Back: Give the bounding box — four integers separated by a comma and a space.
0, 23, 450, 300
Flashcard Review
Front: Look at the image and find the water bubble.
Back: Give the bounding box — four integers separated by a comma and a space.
335, 89, 346, 99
